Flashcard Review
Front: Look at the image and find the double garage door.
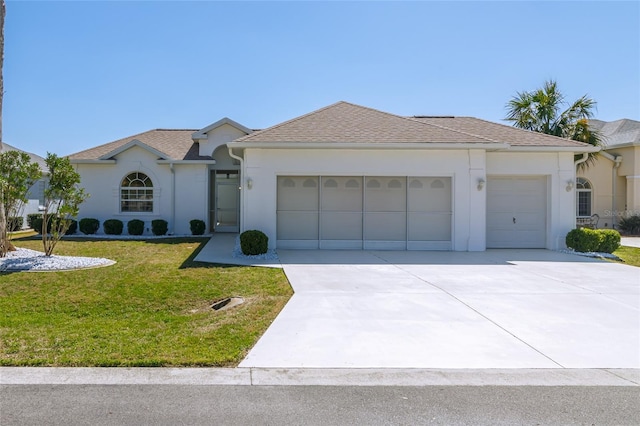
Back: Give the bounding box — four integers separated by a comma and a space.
277, 176, 452, 250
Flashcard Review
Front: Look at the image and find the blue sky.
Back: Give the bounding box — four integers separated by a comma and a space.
4, 1, 639, 157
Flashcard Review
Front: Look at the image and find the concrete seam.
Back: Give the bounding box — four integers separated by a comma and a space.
602, 369, 640, 386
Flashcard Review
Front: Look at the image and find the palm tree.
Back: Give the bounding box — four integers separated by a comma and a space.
505, 80, 602, 169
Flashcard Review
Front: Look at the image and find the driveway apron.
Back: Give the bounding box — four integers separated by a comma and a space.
239, 249, 639, 369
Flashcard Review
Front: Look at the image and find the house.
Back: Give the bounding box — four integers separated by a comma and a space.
576, 119, 640, 229
69, 101, 597, 250
0, 143, 48, 228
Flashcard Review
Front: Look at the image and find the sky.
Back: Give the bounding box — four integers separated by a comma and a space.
4, 1, 639, 158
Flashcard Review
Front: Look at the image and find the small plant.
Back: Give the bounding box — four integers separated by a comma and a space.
596, 229, 621, 254
240, 229, 269, 255
566, 228, 600, 253
79, 218, 100, 235
103, 219, 124, 235
67, 219, 78, 235
127, 219, 145, 236
8, 217, 24, 232
190, 219, 206, 236
619, 215, 640, 235
151, 219, 168, 236
27, 213, 42, 229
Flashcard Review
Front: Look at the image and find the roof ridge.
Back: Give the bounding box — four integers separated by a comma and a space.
405, 116, 499, 143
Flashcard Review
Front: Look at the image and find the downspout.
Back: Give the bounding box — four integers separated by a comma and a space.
574, 152, 589, 168
169, 162, 175, 235
612, 156, 622, 228
228, 146, 244, 232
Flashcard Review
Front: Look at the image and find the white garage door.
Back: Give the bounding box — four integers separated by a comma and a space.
486, 176, 547, 248
277, 176, 452, 250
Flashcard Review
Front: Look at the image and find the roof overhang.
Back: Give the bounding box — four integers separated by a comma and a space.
506, 146, 601, 153
229, 142, 510, 150
69, 159, 117, 164
98, 139, 171, 160
156, 160, 217, 165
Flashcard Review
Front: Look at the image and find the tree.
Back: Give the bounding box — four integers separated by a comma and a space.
505, 80, 602, 170
0, 0, 7, 254
41, 153, 88, 256
0, 150, 41, 257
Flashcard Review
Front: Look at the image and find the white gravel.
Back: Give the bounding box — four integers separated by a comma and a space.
558, 248, 622, 261
0, 248, 115, 272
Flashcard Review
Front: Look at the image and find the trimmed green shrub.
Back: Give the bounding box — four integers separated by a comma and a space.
8, 217, 24, 232
79, 218, 100, 235
566, 228, 600, 253
190, 219, 206, 236
151, 219, 168, 236
103, 219, 124, 235
67, 219, 78, 235
240, 229, 269, 255
31, 216, 54, 235
27, 213, 42, 229
127, 219, 145, 236
619, 215, 640, 235
596, 229, 621, 254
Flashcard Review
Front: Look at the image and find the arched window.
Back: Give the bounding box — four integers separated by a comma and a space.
121, 172, 153, 213
576, 177, 592, 217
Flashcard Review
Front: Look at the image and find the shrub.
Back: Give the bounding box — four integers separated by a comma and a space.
596, 229, 621, 254
151, 219, 168, 236
190, 219, 206, 236
240, 229, 269, 255
79, 218, 100, 235
27, 213, 42, 229
67, 219, 78, 235
103, 219, 124, 235
8, 217, 24, 232
30, 216, 54, 235
127, 219, 145, 236
619, 215, 640, 235
566, 228, 600, 253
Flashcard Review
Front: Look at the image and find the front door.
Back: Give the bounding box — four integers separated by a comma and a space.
214, 171, 240, 232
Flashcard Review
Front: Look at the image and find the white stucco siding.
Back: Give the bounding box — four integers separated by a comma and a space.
75, 146, 208, 235
241, 148, 483, 251
199, 124, 248, 157
486, 151, 575, 250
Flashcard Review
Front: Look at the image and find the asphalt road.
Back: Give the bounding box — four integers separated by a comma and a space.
2, 385, 639, 425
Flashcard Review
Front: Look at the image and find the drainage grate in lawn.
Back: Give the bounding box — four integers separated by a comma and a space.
211, 297, 244, 311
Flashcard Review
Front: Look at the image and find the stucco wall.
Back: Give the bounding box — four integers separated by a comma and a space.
241, 148, 575, 251
199, 124, 247, 157
75, 146, 208, 235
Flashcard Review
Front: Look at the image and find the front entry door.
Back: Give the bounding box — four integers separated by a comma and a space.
214, 171, 240, 232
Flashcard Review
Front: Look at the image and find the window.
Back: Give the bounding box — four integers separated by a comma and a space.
121, 172, 153, 213
576, 178, 592, 217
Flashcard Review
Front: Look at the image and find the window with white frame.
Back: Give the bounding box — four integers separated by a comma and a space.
120, 172, 153, 213
576, 177, 592, 217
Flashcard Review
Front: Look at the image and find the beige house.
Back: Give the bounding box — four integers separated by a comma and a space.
577, 119, 640, 229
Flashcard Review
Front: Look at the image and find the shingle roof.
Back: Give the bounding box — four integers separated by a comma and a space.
410, 116, 591, 147
68, 129, 208, 161
232, 101, 591, 148
589, 118, 640, 148
233, 102, 493, 144
1, 143, 47, 169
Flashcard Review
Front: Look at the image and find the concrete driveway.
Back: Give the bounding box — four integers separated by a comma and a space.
240, 249, 639, 369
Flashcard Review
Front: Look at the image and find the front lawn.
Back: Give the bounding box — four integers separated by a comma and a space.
613, 245, 640, 267
0, 238, 292, 366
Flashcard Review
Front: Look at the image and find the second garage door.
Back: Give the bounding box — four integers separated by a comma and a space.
277, 176, 452, 250
486, 176, 547, 248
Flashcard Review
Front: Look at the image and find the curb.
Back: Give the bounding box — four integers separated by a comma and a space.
1, 367, 638, 387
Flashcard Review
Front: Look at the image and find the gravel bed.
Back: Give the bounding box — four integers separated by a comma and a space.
558, 248, 622, 261
0, 248, 115, 272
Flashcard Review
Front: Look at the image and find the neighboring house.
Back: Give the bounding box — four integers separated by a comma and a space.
69, 101, 597, 250
576, 119, 640, 229
0, 143, 47, 228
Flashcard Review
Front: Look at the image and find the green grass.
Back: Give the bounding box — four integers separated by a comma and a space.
0, 238, 292, 367
613, 245, 640, 267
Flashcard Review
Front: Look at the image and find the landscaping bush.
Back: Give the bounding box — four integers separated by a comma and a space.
127, 219, 145, 236
151, 219, 168, 236
79, 218, 100, 235
190, 219, 206, 236
67, 219, 78, 235
240, 229, 269, 255
619, 214, 640, 235
566, 228, 600, 253
103, 219, 124, 235
27, 213, 42, 229
596, 229, 621, 254
8, 217, 24, 232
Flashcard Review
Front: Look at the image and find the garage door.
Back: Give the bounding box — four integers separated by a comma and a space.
277, 176, 452, 250
486, 176, 547, 248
